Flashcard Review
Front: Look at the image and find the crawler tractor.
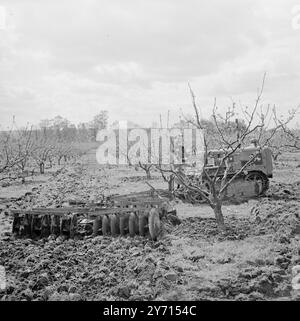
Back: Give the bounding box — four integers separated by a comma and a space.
170, 143, 273, 203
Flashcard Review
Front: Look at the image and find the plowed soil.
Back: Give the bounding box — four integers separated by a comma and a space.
0, 151, 300, 301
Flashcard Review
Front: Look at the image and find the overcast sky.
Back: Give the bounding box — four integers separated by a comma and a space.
0, 0, 299, 128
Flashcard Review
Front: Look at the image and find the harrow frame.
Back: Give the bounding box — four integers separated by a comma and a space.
11, 190, 175, 241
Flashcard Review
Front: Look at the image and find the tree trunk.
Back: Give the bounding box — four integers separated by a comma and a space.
146, 168, 151, 179
213, 201, 225, 229
168, 175, 174, 192
40, 162, 45, 174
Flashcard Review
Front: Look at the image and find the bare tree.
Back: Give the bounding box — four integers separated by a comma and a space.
270, 117, 300, 159
90, 110, 108, 140
0, 129, 24, 182
54, 141, 73, 166
11, 124, 35, 183
31, 130, 55, 174
138, 161, 153, 179
156, 74, 297, 229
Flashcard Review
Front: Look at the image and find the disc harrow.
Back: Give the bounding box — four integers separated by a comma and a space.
11, 191, 176, 241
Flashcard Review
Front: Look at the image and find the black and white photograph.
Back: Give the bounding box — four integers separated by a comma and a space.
0, 0, 300, 308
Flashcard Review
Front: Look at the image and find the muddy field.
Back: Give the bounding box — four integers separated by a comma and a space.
0, 151, 300, 301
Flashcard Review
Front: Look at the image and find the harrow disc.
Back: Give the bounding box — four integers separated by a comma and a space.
60, 215, 72, 237
70, 214, 77, 238
12, 215, 18, 235
51, 215, 61, 236
138, 210, 148, 236
148, 208, 161, 241
120, 213, 130, 236
102, 215, 110, 236
92, 217, 101, 236
41, 215, 51, 238
31, 215, 41, 239
23, 214, 33, 238
110, 214, 119, 236
128, 213, 138, 237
